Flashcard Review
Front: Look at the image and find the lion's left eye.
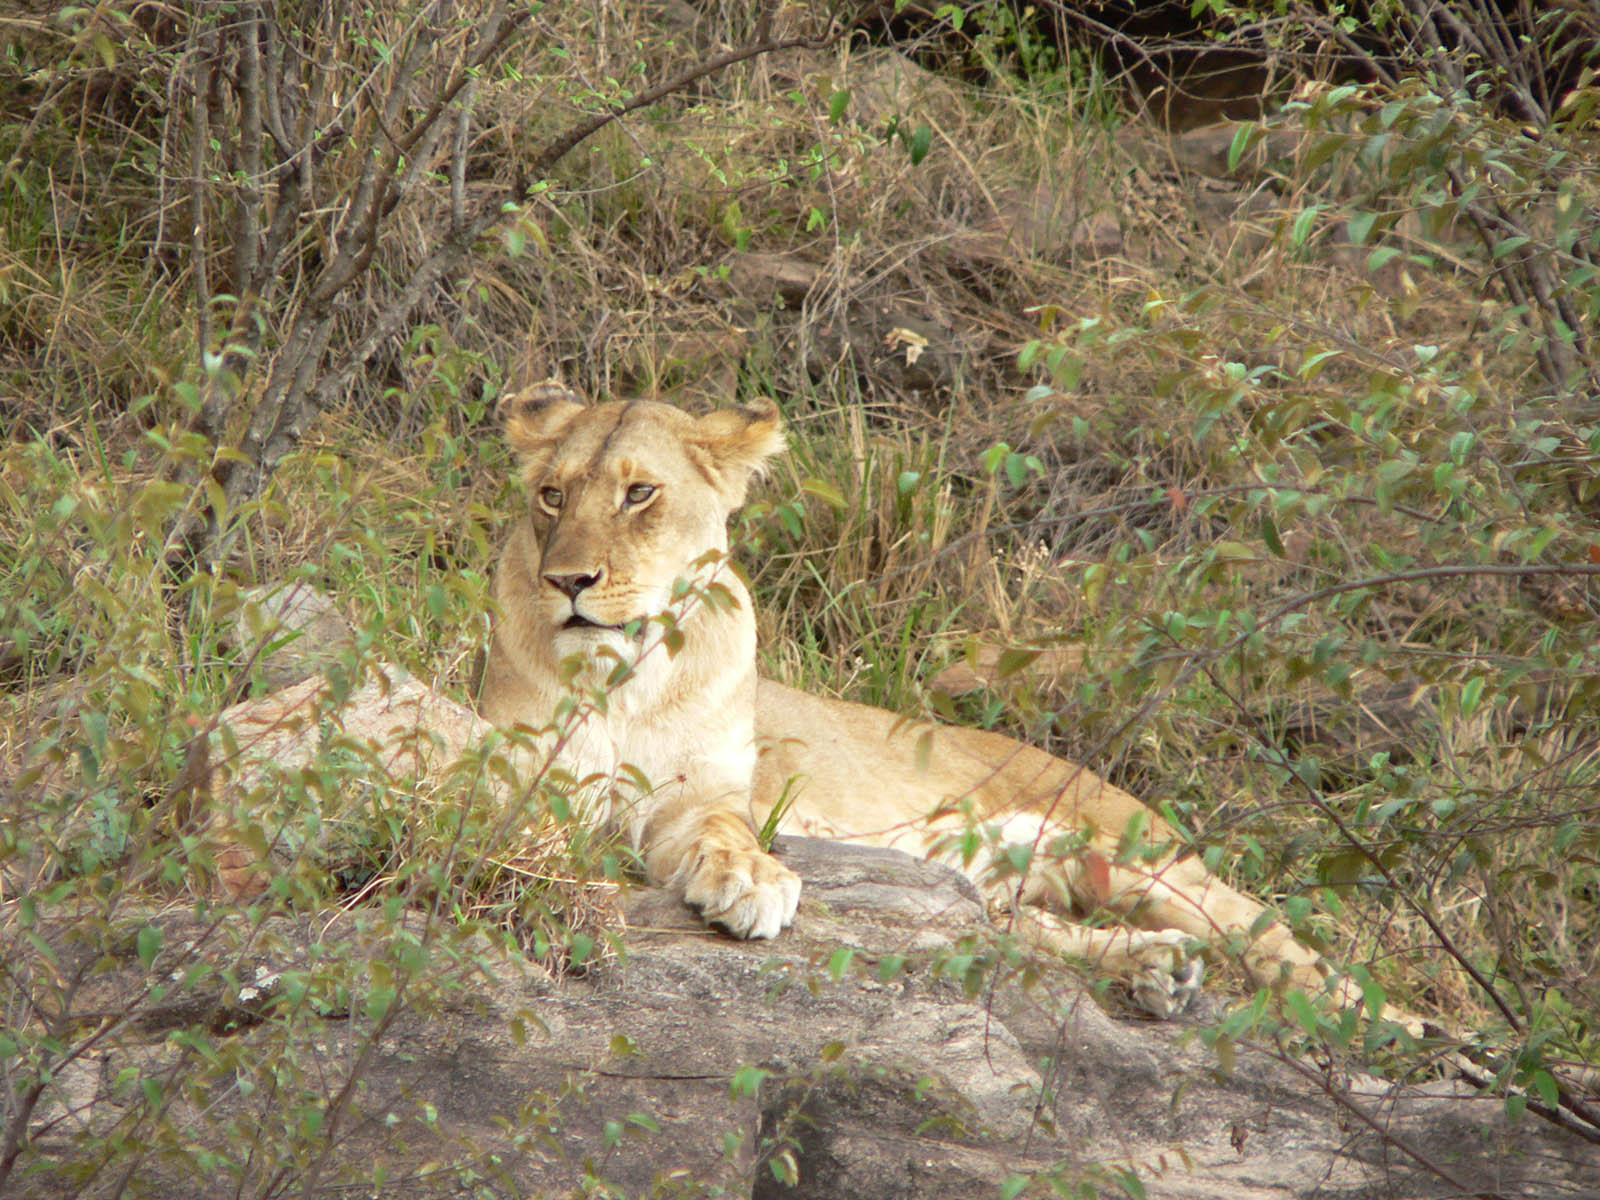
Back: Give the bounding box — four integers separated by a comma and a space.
624, 483, 657, 506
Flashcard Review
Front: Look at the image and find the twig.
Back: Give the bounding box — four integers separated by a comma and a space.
450, 77, 477, 232
1256, 1039, 1554, 1191
192, 8, 853, 569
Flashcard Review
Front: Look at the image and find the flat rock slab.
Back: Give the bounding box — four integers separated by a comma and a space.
15, 839, 1599, 1199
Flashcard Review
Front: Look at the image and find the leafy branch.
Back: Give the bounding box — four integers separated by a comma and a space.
164, 1, 848, 568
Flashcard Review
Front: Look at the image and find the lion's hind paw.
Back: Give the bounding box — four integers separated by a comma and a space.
1021, 912, 1205, 1020
1127, 932, 1205, 1019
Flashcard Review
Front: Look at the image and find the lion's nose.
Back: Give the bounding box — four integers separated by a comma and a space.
544, 570, 601, 600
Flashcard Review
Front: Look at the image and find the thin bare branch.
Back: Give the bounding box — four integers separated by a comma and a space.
451, 75, 477, 231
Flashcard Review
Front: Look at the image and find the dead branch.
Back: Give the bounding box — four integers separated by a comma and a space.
183, 5, 849, 570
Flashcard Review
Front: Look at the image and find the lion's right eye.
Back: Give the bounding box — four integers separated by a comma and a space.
539, 487, 564, 511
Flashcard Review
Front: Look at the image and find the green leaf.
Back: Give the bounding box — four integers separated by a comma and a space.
908, 124, 932, 166
1260, 512, 1285, 557
1530, 1069, 1560, 1111
827, 946, 855, 981
1286, 991, 1318, 1033
1302, 132, 1349, 174
1491, 234, 1531, 260
365, 985, 397, 1021
1227, 123, 1262, 173
1003, 843, 1033, 874
800, 478, 847, 509
1347, 210, 1378, 245
1367, 246, 1402, 271
730, 1065, 770, 1099
1000, 1174, 1030, 1200
568, 932, 594, 965
135, 925, 161, 970
995, 647, 1039, 678
1291, 205, 1325, 248
1298, 348, 1341, 379
1362, 977, 1387, 1020
769, 1149, 799, 1185
662, 625, 685, 658
828, 87, 851, 124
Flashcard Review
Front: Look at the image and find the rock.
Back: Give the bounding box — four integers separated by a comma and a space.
836, 49, 966, 130
214, 665, 489, 788
200, 662, 493, 897
15, 669, 1594, 1197
232, 582, 359, 690
947, 184, 1124, 265
1159, 124, 1305, 181
723, 253, 828, 310
11, 833, 1598, 1199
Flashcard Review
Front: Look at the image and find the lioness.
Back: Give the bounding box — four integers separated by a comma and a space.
479, 383, 1348, 1017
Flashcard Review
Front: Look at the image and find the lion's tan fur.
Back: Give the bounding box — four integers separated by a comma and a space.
480, 386, 1349, 1015
480, 384, 801, 938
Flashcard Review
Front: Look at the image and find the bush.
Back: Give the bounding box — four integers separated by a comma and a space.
4, 1, 1599, 1192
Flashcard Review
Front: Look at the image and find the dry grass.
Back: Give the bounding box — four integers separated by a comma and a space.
4, 1, 1598, 1085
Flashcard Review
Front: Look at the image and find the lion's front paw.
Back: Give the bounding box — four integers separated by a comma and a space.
681, 844, 801, 940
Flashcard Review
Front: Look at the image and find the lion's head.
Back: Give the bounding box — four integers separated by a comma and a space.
491, 382, 785, 669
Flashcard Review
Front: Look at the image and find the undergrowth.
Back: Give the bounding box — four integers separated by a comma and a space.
3, 0, 1599, 1194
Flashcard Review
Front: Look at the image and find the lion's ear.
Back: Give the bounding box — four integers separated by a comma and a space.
692, 398, 786, 507
502, 380, 584, 470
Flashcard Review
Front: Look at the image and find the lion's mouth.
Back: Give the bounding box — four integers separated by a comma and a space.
561, 612, 651, 640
